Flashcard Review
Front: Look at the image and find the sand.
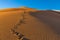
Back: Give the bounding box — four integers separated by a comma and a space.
0, 8, 59, 40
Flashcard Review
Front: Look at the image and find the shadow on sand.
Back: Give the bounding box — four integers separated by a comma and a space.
29, 11, 60, 35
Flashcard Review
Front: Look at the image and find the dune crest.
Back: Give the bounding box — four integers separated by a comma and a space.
0, 6, 36, 12
0, 7, 60, 40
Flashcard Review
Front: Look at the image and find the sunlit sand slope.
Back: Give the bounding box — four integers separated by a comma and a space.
0, 8, 59, 40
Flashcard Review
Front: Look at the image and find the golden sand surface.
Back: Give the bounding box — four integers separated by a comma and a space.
0, 8, 59, 40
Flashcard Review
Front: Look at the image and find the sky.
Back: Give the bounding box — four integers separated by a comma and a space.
0, 0, 60, 10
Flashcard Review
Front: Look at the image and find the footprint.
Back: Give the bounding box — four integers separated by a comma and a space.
22, 37, 29, 40
18, 33, 24, 39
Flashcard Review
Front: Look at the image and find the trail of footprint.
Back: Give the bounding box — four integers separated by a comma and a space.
10, 11, 30, 40
10, 28, 29, 40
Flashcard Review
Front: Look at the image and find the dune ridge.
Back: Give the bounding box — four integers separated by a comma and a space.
0, 7, 60, 40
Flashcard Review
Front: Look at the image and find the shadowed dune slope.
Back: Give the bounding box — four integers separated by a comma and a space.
0, 8, 60, 40
30, 10, 60, 35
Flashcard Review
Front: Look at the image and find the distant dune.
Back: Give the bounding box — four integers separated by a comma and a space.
0, 7, 36, 12
0, 7, 60, 40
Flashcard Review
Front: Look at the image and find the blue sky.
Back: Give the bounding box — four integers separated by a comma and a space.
0, 0, 60, 10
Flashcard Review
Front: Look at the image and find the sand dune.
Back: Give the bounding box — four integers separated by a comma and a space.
0, 8, 60, 40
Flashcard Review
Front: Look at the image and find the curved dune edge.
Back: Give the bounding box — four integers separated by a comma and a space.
0, 7, 37, 12
0, 8, 60, 40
